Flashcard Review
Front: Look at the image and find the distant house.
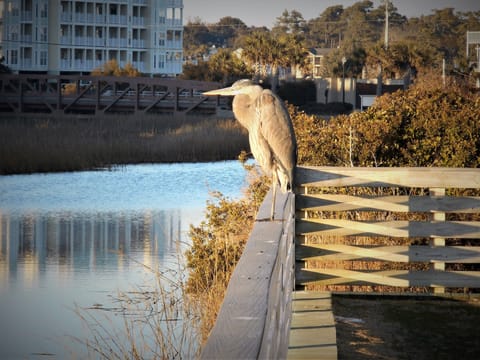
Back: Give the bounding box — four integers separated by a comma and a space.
307, 48, 332, 79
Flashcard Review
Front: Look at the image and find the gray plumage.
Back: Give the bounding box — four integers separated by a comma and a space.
204, 79, 297, 220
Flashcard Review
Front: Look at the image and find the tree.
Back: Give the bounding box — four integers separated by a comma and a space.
241, 30, 270, 80
208, 49, 252, 83
279, 33, 309, 79
241, 31, 292, 89
272, 9, 306, 36
183, 19, 216, 60
213, 16, 248, 48
306, 5, 344, 48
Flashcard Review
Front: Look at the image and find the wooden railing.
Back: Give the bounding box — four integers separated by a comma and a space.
201, 190, 295, 359
0, 74, 220, 115
201, 167, 480, 359
296, 166, 480, 293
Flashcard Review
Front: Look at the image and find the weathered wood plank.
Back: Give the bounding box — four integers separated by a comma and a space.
297, 268, 480, 288
296, 219, 480, 238
296, 244, 480, 263
297, 194, 480, 213
296, 167, 480, 189
287, 291, 337, 360
201, 190, 294, 360
259, 193, 295, 359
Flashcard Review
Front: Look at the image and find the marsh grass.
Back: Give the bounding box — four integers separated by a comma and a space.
0, 113, 248, 174
74, 257, 202, 359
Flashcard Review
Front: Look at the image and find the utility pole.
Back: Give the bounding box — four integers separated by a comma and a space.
384, 0, 389, 50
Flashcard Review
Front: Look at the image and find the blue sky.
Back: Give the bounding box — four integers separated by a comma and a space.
183, 0, 479, 27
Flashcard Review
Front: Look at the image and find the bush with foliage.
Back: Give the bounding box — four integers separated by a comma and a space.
294, 77, 480, 167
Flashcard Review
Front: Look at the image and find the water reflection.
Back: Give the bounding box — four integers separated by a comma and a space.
0, 162, 245, 358
0, 209, 193, 359
0, 210, 185, 288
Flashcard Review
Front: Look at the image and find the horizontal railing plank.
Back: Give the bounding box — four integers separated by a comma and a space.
297, 194, 480, 213
296, 167, 480, 189
297, 268, 480, 288
297, 219, 480, 238
296, 244, 480, 263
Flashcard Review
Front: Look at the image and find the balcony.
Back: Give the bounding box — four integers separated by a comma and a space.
21, 11, 33, 22
165, 40, 182, 49
61, 12, 72, 22
95, 15, 105, 23
132, 16, 145, 26
165, 18, 182, 27
60, 36, 72, 45
94, 38, 105, 47
166, 0, 183, 7
74, 37, 88, 46
132, 39, 145, 48
20, 35, 33, 43
74, 13, 86, 23
131, 61, 145, 72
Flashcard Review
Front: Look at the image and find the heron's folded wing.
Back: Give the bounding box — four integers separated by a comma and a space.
258, 90, 297, 177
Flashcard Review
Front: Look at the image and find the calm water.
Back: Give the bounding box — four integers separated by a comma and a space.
0, 161, 246, 359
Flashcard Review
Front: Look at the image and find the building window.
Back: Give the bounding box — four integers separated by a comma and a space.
158, 32, 165, 46
158, 8, 166, 24
9, 24, 19, 40
40, 3, 47, 17
39, 27, 47, 42
40, 51, 47, 66
10, 50, 18, 65
9, 2, 20, 17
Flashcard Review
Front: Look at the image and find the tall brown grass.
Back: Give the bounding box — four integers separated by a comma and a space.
0, 113, 248, 174
74, 256, 202, 359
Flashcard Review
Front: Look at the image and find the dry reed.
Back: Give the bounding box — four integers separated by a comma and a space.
74, 256, 202, 359
0, 113, 248, 174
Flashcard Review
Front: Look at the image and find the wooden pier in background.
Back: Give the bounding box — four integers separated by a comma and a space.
201, 166, 480, 359
0, 74, 222, 116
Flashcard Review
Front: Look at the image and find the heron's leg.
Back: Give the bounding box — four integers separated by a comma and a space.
271, 173, 277, 221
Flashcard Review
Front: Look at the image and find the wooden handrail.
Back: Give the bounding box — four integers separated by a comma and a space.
201, 190, 295, 359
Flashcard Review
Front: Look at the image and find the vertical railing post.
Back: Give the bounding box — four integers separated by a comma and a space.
295, 186, 308, 291
430, 187, 446, 294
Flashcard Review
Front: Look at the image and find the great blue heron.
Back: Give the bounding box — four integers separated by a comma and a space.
204, 79, 297, 220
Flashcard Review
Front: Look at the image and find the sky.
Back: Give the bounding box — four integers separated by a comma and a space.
183, 0, 480, 28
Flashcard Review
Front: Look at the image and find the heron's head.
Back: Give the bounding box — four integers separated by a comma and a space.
203, 79, 257, 97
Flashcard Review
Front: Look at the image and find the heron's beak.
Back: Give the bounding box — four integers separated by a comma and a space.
203, 86, 238, 96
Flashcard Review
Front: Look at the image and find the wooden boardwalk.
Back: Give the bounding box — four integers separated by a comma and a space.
201, 167, 480, 359
288, 291, 338, 360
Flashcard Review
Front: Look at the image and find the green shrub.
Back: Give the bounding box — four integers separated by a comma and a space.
293, 80, 480, 167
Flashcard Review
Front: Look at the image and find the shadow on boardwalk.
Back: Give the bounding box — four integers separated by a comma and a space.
333, 295, 480, 360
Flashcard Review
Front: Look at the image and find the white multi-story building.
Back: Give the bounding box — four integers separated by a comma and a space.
0, 0, 184, 76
